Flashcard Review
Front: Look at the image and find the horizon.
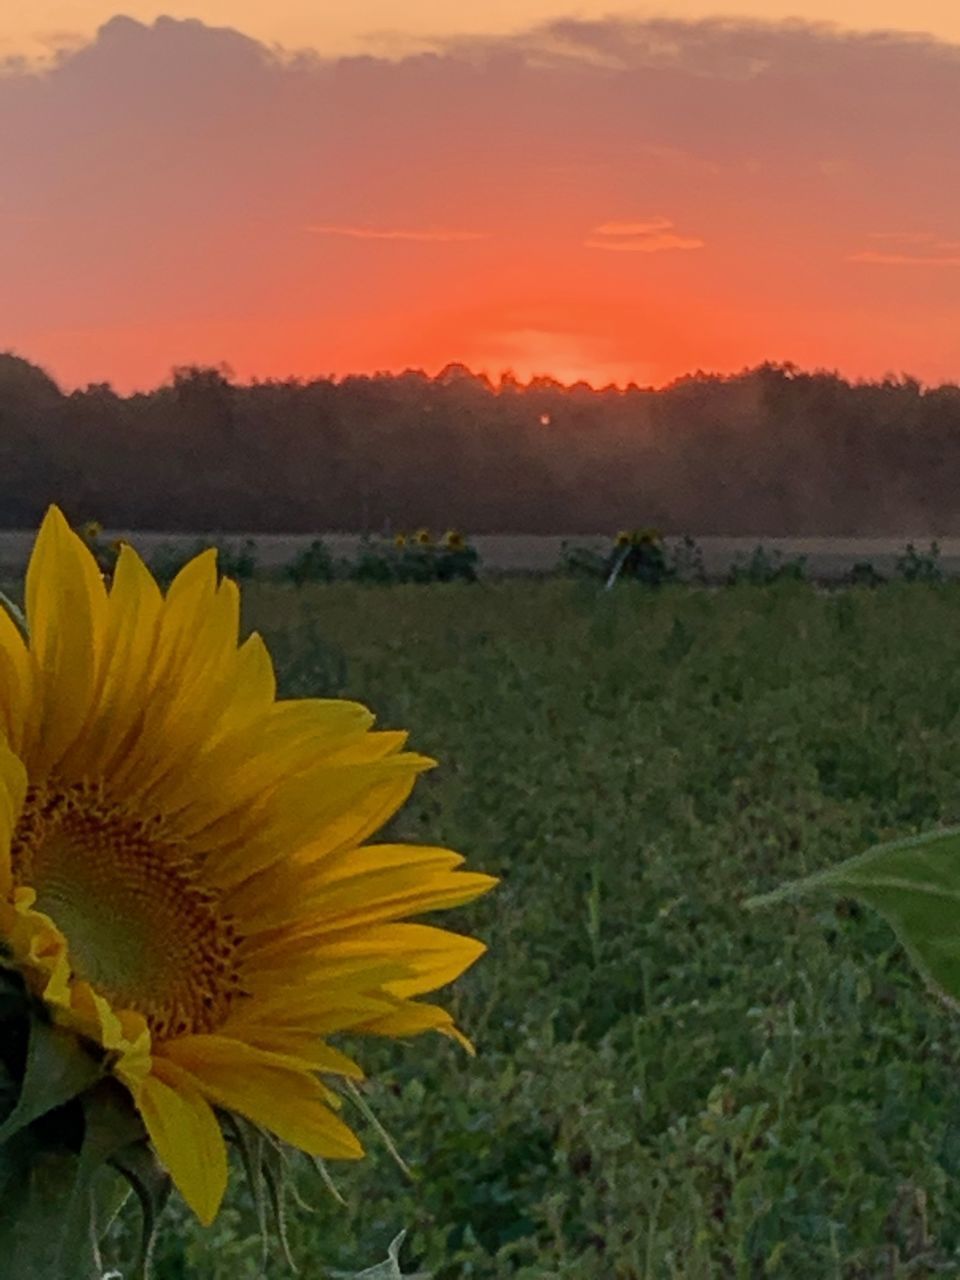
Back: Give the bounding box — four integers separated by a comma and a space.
6, 349, 959, 397
4, 6, 960, 391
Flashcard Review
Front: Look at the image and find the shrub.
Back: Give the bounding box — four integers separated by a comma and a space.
148, 538, 258, 585
845, 560, 886, 587
727, 544, 807, 586
557, 541, 606, 578
350, 531, 481, 585
895, 540, 943, 583
286, 539, 335, 586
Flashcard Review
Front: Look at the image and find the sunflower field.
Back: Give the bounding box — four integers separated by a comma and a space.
73, 575, 960, 1277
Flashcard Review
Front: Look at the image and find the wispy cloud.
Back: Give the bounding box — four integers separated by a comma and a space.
305, 224, 489, 243
847, 231, 960, 266
586, 218, 704, 253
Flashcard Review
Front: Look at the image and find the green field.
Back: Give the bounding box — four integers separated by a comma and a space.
108, 579, 960, 1278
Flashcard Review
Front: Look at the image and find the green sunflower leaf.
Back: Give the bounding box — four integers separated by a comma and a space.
328, 1231, 433, 1280
0, 1144, 103, 1280
745, 824, 960, 1005
0, 1015, 102, 1146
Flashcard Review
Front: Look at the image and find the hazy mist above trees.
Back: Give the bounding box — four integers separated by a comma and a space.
0, 352, 957, 536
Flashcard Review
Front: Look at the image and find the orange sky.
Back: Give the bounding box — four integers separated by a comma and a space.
3, 6, 960, 390
8, 2, 960, 59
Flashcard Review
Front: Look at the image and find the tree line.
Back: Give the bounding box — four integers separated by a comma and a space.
1, 353, 957, 534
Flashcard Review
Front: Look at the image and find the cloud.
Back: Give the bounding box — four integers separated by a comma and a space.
848, 251, 960, 266
5, 14, 960, 390
847, 230, 960, 265
593, 218, 674, 236
305, 224, 489, 242
586, 218, 704, 252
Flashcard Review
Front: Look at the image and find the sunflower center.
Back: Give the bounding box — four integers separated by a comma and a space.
11, 783, 244, 1037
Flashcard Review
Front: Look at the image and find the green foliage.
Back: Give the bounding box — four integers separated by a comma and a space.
727, 544, 808, 585
556, 541, 606, 578
560, 534, 705, 587
349, 536, 480, 585
147, 538, 258, 585
285, 538, 335, 586
896, 540, 943, 583
217, 538, 259, 581
669, 534, 708, 585
845, 559, 886, 587
608, 531, 676, 588
88, 579, 960, 1276
560, 531, 692, 588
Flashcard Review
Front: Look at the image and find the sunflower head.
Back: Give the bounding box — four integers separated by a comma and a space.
614, 531, 633, 548
78, 519, 103, 542
413, 528, 432, 547
443, 530, 465, 551
393, 532, 408, 549
0, 507, 496, 1244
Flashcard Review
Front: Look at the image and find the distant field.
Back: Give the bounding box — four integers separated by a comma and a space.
1, 530, 955, 579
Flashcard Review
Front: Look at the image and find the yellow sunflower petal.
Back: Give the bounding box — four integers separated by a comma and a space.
315, 924, 487, 999
352, 997, 470, 1044
24, 506, 108, 774
0, 741, 27, 898
271, 846, 496, 944
137, 1062, 228, 1226
160, 1036, 364, 1159
157, 698, 376, 838
209, 756, 433, 889
58, 542, 163, 777
231, 843, 495, 943
0, 603, 31, 752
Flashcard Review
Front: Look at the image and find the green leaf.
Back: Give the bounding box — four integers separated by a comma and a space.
328, 1231, 433, 1280
745, 824, 960, 1006
0, 1015, 103, 1146
0, 1145, 102, 1280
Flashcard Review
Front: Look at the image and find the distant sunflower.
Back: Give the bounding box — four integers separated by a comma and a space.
0, 508, 496, 1224
413, 528, 432, 547
393, 532, 408, 549
614, 531, 633, 548
443, 530, 465, 551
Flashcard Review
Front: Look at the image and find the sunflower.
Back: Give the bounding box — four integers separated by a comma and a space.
614, 531, 633, 548
0, 507, 496, 1225
443, 530, 465, 551
393, 532, 408, 549
413, 528, 432, 547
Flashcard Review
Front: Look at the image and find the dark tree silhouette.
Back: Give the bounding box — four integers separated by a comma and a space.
0, 353, 957, 535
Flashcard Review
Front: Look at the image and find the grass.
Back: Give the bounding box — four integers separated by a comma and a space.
105, 578, 960, 1278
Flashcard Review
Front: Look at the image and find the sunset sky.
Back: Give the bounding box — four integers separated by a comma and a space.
3, 2, 960, 390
